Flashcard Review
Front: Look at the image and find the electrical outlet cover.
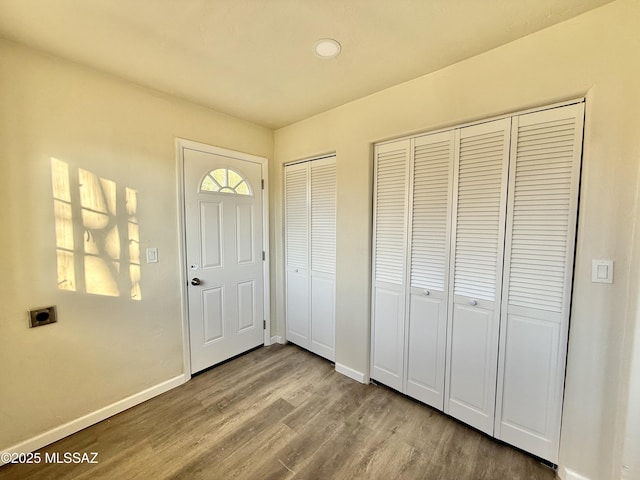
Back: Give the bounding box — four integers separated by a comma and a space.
29, 306, 57, 327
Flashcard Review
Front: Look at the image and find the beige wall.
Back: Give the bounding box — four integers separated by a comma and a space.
273, 1, 640, 478
0, 39, 273, 450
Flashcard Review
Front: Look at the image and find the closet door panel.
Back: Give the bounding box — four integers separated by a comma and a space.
445, 119, 511, 434
371, 140, 410, 390
285, 163, 310, 348
310, 157, 336, 360
311, 273, 335, 361
498, 310, 561, 459
406, 131, 454, 408
406, 289, 446, 408
495, 103, 584, 463
286, 269, 310, 347
372, 286, 405, 389
447, 302, 495, 434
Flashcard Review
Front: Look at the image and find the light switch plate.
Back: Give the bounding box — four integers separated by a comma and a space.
592, 260, 613, 283
146, 247, 158, 264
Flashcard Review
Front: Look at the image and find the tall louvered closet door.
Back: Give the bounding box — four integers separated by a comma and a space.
406, 131, 455, 409
444, 118, 511, 434
285, 163, 310, 348
285, 156, 336, 361
495, 103, 584, 462
371, 140, 410, 390
309, 158, 337, 360
370, 102, 584, 464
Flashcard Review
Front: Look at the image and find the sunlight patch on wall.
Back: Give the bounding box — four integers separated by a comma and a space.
51, 158, 142, 300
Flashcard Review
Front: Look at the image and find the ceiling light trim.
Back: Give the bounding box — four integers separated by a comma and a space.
314, 38, 341, 59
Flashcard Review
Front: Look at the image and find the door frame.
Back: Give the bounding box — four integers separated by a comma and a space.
176, 138, 271, 377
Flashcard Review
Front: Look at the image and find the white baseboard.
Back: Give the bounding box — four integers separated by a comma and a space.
1, 374, 187, 465
335, 362, 368, 384
558, 466, 592, 480
270, 335, 285, 344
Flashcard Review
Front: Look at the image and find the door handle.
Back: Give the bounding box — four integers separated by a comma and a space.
191, 278, 201, 286
468, 299, 478, 306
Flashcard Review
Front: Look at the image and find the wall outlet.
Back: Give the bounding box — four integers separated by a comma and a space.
29, 306, 57, 328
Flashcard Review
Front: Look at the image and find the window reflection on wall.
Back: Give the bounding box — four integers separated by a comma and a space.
51, 158, 142, 300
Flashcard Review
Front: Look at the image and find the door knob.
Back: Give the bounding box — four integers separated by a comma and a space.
469, 299, 478, 306
191, 278, 201, 286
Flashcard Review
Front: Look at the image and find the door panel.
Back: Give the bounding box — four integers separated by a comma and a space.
236, 204, 254, 264
200, 202, 222, 268
406, 288, 446, 409
405, 130, 454, 409
447, 302, 498, 435
311, 273, 335, 360
286, 268, 310, 347
371, 140, 410, 390
501, 312, 559, 429
445, 119, 511, 434
237, 281, 256, 332
371, 285, 405, 390
184, 147, 264, 373
309, 158, 337, 360
203, 286, 224, 343
495, 103, 584, 462
497, 310, 561, 461
284, 162, 310, 348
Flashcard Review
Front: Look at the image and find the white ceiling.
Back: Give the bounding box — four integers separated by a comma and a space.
0, 0, 614, 129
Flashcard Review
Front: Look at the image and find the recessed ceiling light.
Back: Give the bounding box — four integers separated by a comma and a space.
314, 38, 341, 59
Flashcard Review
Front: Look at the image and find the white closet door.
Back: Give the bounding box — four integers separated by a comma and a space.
371, 139, 410, 390
310, 157, 336, 361
285, 162, 310, 348
495, 103, 584, 463
405, 131, 454, 409
445, 118, 511, 435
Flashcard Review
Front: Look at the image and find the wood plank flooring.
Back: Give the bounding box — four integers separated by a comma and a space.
0, 344, 556, 480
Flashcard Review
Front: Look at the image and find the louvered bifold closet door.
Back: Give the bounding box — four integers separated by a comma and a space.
445, 118, 511, 435
405, 131, 454, 409
285, 162, 311, 348
371, 139, 410, 390
495, 103, 584, 463
310, 157, 337, 361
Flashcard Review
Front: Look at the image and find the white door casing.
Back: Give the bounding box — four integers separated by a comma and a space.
177, 140, 268, 374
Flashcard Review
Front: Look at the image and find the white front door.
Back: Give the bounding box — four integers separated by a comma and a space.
183, 145, 264, 373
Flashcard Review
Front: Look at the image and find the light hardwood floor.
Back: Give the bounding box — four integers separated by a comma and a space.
1, 344, 556, 479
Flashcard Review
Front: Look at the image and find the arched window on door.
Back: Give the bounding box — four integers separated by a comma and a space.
199, 168, 252, 195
